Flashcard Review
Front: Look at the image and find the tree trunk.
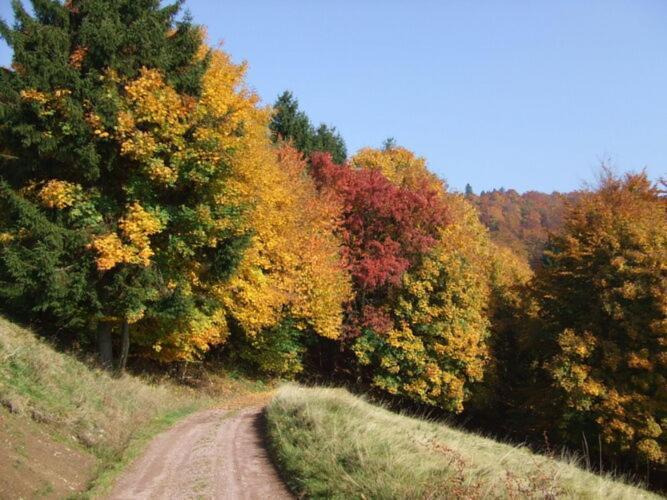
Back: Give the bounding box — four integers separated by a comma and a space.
97, 323, 113, 370
116, 319, 130, 374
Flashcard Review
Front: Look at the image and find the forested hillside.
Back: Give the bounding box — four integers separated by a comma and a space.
0, 0, 664, 492
469, 188, 573, 266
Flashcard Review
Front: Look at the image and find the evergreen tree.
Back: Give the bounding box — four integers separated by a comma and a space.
465, 183, 474, 196
270, 91, 313, 155
270, 90, 347, 163
312, 123, 347, 164
0, 0, 248, 370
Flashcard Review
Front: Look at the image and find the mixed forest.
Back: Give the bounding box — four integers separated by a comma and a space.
0, 0, 665, 488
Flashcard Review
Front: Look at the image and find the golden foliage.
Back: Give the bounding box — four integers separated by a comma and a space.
89, 202, 163, 271
352, 146, 443, 191
89, 45, 350, 364
19, 89, 48, 104
351, 149, 494, 412
397, 195, 492, 411
69, 45, 88, 70
348, 148, 497, 412
541, 171, 667, 464
144, 307, 230, 362
112, 68, 188, 184
36, 180, 82, 209
216, 141, 351, 354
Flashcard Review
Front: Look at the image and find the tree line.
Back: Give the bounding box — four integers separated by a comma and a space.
0, 0, 664, 483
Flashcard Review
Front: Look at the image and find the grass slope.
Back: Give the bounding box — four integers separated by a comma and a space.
266, 385, 659, 499
0, 315, 205, 497
0, 316, 270, 498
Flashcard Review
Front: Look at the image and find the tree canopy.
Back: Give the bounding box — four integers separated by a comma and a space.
0, 0, 663, 482
537, 171, 667, 465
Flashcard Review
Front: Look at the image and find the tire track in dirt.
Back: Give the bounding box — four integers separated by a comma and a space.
108, 407, 292, 499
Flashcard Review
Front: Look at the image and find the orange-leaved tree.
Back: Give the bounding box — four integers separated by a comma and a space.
537, 170, 667, 465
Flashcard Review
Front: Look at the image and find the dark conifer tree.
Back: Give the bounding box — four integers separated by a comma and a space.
270, 91, 313, 154
0, 0, 222, 370
312, 123, 347, 164
270, 90, 347, 163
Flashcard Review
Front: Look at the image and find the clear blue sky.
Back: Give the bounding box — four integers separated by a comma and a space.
1, 1, 666, 193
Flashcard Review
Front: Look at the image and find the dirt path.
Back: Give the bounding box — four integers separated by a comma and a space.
108, 407, 293, 500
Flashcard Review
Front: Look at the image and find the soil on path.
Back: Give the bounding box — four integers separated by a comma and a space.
108, 407, 292, 500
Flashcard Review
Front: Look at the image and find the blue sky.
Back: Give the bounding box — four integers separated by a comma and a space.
1, 1, 666, 193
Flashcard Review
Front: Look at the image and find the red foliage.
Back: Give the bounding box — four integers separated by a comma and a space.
310, 152, 447, 293
360, 305, 394, 334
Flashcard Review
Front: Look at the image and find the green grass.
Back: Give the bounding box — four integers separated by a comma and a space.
266, 384, 660, 499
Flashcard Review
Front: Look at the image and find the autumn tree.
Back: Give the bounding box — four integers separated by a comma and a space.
311, 146, 502, 413
473, 188, 571, 266
536, 170, 667, 466
0, 1, 255, 369
351, 145, 441, 191
310, 152, 446, 310
354, 195, 492, 412
216, 144, 351, 376
465, 244, 544, 431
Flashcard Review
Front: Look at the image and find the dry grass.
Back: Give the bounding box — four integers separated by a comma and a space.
0, 316, 203, 461
266, 384, 659, 499
0, 315, 270, 496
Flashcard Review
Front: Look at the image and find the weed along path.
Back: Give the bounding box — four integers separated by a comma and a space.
108, 407, 292, 499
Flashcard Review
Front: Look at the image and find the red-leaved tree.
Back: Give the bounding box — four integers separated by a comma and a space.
310, 152, 447, 336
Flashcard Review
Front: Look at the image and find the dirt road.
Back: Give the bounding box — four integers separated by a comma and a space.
109, 407, 293, 500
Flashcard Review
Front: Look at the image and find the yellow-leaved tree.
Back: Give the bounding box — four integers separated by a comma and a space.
352, 145, 441, 190
214, 139, 352, 376
79, 46, 265, 364
349, 146, 494, 412
111, 47, 351, 368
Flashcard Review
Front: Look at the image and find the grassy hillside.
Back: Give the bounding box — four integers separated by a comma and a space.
266, 385, 659, 499
0, 316, 267, 498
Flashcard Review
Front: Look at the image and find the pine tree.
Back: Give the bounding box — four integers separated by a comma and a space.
270, 91, 313, 154
312, 123, 347, 164
0, 1, 249, 371
270, 90, 347, 163
382, 137, 396, 151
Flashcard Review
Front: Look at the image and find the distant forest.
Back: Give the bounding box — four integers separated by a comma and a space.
469, 188, 577, 266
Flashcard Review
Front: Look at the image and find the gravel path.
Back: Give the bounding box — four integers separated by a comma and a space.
109, 407, 292, 500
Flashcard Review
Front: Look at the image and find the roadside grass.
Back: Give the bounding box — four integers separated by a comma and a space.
266, 384, 659, 499
0, 315, 271, 497
0, 315, 205, 455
